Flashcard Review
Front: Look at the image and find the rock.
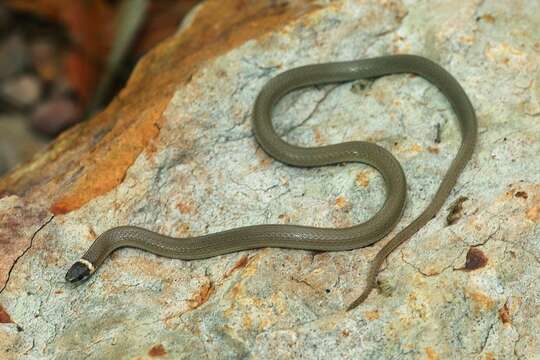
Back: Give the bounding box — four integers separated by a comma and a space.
30, 95, 83, 136
29, 39, 61, 82
0, 34, 28, 81
0, 0, 539, 359
1, 74, 42, 107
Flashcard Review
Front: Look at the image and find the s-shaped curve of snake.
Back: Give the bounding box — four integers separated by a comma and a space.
66, 55, 477, 311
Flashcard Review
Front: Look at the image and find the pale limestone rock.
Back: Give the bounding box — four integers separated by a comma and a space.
1, 0, 539, 359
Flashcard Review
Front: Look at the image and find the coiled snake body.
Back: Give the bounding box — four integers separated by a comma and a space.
66, 55, 477, 311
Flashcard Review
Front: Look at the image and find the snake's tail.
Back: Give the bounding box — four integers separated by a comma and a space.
346, 227, 409, 311
346, 257, 380, 311
346, 284, 374, 311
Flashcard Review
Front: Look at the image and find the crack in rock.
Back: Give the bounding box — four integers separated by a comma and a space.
0, 215, 54, 294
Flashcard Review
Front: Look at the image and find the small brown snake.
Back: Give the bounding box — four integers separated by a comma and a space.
66, 55, 477, 311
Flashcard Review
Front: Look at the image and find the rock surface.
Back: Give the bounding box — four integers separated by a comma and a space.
1, 0, 539, 359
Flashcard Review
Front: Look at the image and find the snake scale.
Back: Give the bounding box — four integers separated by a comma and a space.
66, 55, 477, 311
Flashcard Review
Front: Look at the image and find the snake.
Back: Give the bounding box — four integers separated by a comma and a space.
66, 54, 477, 311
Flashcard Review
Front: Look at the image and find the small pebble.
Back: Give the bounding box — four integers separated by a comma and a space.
1, 74, 42, 106
30, 39, 60, 81
0, 34, 29, 80
31, 95, 83, 135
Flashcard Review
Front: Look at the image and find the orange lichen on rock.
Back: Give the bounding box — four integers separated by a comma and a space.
0, 305, 13, 323
425, 347, 439, 360
224, 255, 249, 278
466, 289, 495, 312
364, 310, 380, 320
479, 14, 496, 23
188, 281, 214, 310
499, 302, 511, 325
526, 206, 540, 222
335, 196, 348, 208
177, 201, 193, 214
520, 185, 540, 222
148, 344, 167, 357
0, 0, 322, 215
51, 101, 164, 215
355, 171, 370, 187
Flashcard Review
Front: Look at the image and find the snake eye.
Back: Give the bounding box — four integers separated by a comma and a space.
65, 261, 92, 283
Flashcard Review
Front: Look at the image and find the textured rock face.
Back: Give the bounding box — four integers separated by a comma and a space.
1, 0, 539, 359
